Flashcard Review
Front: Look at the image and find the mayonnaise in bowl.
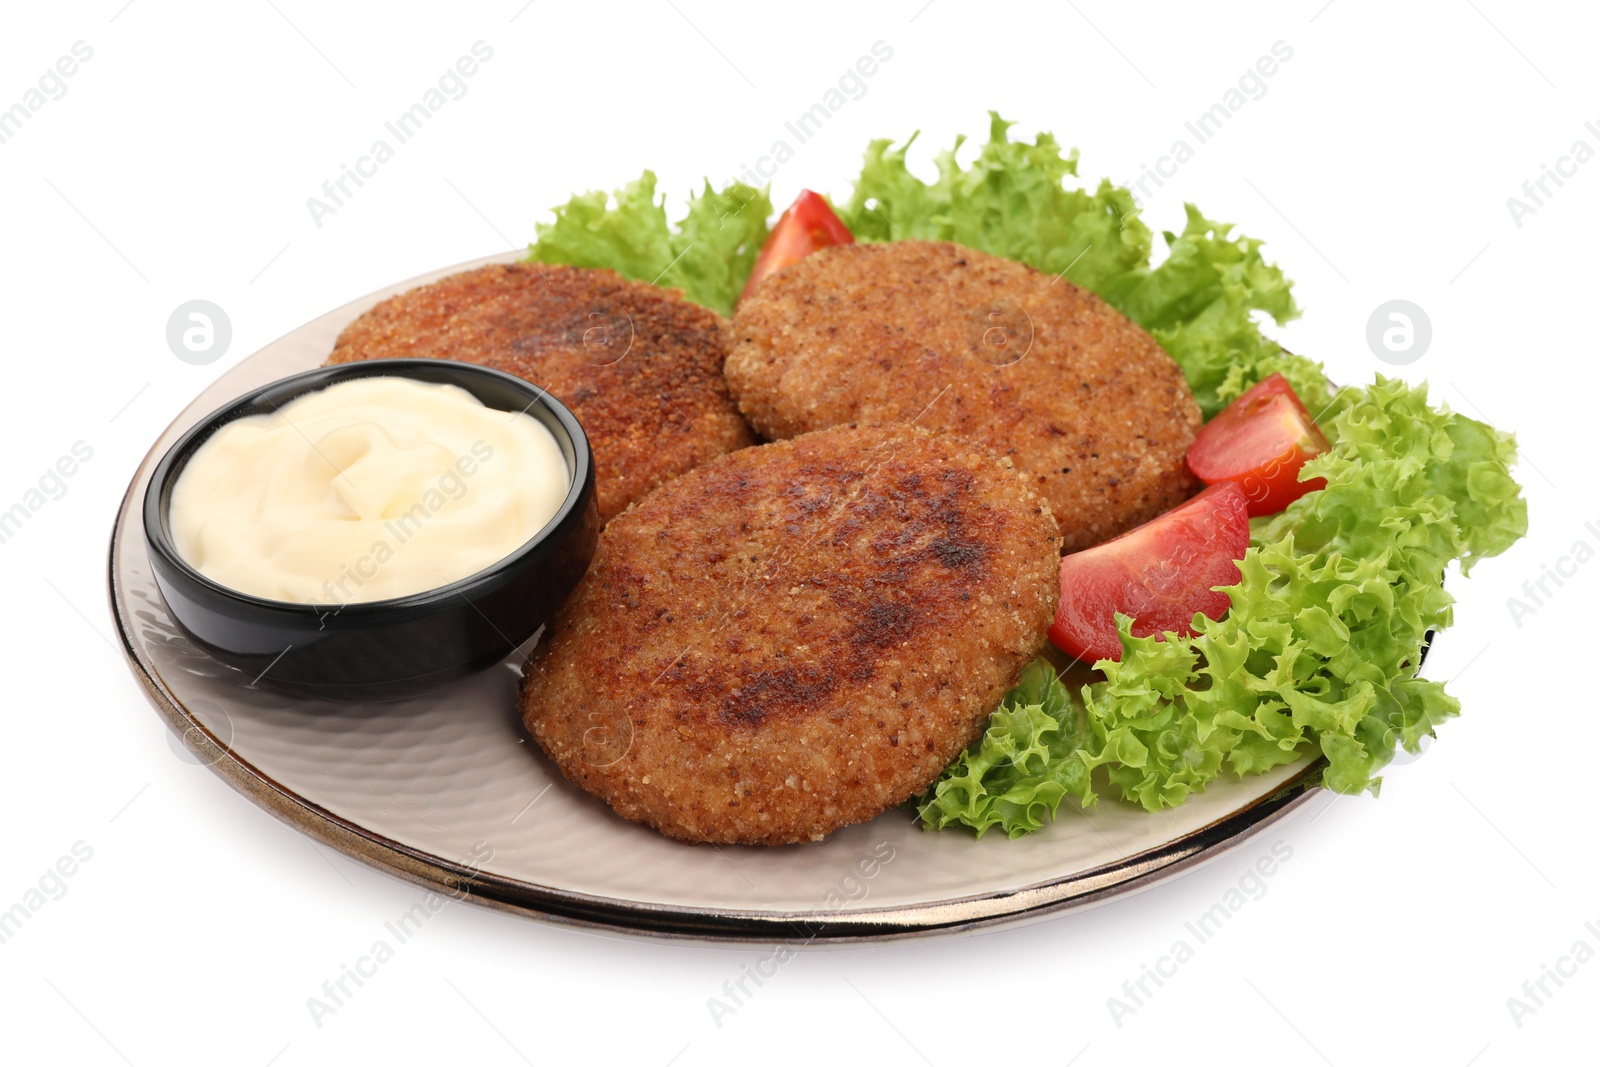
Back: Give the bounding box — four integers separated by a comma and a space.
169, 376, 569, 604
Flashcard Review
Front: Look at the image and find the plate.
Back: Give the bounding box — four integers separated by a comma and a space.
108, 252, 1324, 942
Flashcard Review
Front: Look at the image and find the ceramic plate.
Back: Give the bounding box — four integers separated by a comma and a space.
108, 253, 1324, 942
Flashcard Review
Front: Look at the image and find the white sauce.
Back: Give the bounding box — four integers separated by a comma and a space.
170, 376, 569, 604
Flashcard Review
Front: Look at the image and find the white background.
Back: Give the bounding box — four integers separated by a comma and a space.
2, 2, 1595, 1064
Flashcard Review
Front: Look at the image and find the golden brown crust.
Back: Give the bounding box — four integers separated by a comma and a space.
726, 241, 1203, 551
328, 262, 755, 523
519, 423, 1062, 845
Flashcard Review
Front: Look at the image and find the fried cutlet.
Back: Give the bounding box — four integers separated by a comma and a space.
328, 262, 755, 523
726, 241, 1203, 551
519, 423, 1061, 845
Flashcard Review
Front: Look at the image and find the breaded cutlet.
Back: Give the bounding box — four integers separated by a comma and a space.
329, 262, 755, 523
726, 241, 1202, 551
519, 422, 1062, 845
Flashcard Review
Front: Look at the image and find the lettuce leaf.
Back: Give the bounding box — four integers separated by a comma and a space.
916, 660, 1094, 839
921, 377, 1528, 832
1085, 377, 1525, 807
838, 113, 1151, 297
1120, 208, 1326, 419
527, 172, 770, 317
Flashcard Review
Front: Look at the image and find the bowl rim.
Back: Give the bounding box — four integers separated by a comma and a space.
141, 357, 593, 618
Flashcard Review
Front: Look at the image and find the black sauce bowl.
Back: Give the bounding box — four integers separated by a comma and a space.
142, 359, 599, 702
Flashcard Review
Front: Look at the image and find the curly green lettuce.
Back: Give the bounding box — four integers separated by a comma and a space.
837, 113, 1150, 297
917, 660, 1094, 839
527, 172, 770, 317
1120, 207, 1328, 419
921, 377, 1527, 832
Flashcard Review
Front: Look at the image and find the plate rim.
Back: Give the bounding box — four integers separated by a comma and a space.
105, 251, 1329, 944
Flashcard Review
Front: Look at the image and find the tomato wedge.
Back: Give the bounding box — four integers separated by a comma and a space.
1186, 373, 1330, 517
1048, 482, 1249, 664
738, 190, 853, 302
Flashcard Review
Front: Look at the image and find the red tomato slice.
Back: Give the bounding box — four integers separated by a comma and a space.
1186, 373, 1330, 517
738, 190, 854, 303
1048, 482, 1250, 664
